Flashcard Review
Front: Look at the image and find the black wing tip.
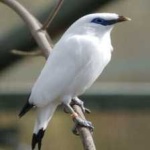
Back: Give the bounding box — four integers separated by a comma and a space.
18, 110, 27, 118
18, 112, 23, 118
18, 101, 34, 118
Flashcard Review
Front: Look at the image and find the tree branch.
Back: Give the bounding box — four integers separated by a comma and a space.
1, 0, 52, 58
73, 105, 96, 150
11, 49, 41, 56
41, 0, 64, 30
1, 0, 96, 149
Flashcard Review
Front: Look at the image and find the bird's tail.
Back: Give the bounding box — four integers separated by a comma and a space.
31, 102, 58, 150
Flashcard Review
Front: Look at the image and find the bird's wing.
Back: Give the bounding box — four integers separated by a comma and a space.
30, 35, 90, 106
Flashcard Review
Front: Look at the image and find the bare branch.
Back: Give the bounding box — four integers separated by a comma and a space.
73, 105, 96, 150
1, 0, 52, 58
11, 49, 42, 56
41, 0, 64, 30
1, 0, 96, 149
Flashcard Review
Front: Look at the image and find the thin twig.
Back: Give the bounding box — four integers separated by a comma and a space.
1, 0, 96, 150
11, 49, 42, 56
1, 0, 52, 58
41, 0, 64, 30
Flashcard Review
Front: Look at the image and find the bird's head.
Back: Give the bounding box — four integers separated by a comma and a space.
87, 13, 131, 27
66, 13, 131, 36
90, 13, 131, 26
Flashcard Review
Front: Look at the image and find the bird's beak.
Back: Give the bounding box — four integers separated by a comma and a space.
117, 16, 131, 23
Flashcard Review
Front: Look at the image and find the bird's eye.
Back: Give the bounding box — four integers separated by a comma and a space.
91, 18, 103, 24
95, 18, 103, 23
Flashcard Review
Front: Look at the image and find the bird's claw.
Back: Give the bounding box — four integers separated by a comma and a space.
84, 108, 91, 114
63, 104, 71, 114
72, 116, 94, 135
71, 98, 91, 114
62, 98, 91, 114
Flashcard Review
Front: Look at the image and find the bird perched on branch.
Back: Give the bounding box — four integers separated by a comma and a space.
19, 13, 131, 150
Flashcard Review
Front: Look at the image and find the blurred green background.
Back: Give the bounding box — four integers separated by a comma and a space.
0, 0, 150, 150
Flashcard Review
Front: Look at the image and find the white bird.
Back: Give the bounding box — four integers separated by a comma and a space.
19, 13, 130, 150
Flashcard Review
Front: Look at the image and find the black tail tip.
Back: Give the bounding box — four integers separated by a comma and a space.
32, 129, 45, 150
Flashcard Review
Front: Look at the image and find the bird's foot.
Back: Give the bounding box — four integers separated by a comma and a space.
32, 129, 45, 150
72, 116, 94, 135
63, 103, 71, 113
71, 97, 91, 114
63, 98, 91, 114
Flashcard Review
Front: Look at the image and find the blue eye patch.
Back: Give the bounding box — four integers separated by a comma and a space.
91, 18, 117, 26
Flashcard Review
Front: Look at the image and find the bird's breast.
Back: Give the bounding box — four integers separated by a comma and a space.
64, 38, 112, 97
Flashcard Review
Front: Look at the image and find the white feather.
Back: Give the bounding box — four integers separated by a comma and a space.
30, 16, 115, 107
29, 13, 122, 135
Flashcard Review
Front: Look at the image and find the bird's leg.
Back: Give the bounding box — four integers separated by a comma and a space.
71, 97, 91, 114
63, 103, 71, 114
63, 97, 91, 114
63, 103, 94, 135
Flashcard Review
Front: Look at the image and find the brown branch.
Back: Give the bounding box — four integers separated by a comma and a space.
11, 49, 42, 56
1, 0, 96, 150
73, 105, 96, 150
41, 0, 64, 30
1, 0, 52, 58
